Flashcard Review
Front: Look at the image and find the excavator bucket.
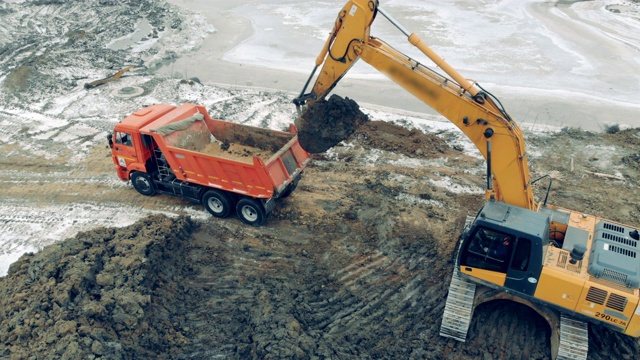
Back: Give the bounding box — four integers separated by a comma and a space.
294, 94, 368, 153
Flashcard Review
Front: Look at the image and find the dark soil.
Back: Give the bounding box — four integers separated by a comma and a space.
0, 215, 197, 359
295, 95, 369, 153
352, 121, 453, 158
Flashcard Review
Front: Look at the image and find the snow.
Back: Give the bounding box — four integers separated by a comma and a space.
217, 0, 640, 130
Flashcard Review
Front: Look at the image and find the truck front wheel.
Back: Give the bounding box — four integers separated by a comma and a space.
236, 198, 266, 226
131, 171, 156, 196
202, 190, 234, 218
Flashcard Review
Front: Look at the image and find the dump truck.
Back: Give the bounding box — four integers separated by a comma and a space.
108, 103, 310, 226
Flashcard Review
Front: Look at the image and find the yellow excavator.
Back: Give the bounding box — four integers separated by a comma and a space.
293, 1, 640, 359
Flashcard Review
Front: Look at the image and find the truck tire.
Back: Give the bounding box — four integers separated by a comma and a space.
131, 171, 156, 196
280, 174, 302, 199
236, 198, 266, 226
202, 190, 234, 218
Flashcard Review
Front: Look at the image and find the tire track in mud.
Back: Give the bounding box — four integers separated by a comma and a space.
174, 220, 455, 359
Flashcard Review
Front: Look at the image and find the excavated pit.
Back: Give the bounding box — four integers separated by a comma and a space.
295, 95, 369, 153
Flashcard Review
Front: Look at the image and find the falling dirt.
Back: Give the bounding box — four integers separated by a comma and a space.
295, 95, 369, 153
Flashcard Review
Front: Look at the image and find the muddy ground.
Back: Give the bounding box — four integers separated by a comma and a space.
1, 119, 639, 359
0, 0, 639, 359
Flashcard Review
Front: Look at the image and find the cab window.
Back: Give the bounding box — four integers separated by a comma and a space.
510, 238, 531, 272
115, 132, 133, 146
463, 227, 514, 272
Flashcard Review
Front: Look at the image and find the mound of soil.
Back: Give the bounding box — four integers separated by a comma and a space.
352, 121, 452, 158
295, 95, 369, 153
0, 215, 197, 359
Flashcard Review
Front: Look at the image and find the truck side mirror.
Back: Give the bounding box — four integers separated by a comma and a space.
107, 133, 113, 148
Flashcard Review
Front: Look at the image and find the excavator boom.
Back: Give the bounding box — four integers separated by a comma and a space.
295, 0, 535, 210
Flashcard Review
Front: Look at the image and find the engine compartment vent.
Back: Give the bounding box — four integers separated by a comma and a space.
585, 286, 607, 305
601, 268, 628, 286
602, 232, 637, 248
606, 293, 628, 312
588, 221, 640, 288
609, 245, 637, 258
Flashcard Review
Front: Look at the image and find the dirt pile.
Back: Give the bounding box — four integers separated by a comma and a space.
352, 120, 453, 158
295, 95, 369, 153
0, 215, 197, 359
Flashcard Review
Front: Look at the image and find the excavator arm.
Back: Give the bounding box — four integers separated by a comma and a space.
294, 0, 535, 210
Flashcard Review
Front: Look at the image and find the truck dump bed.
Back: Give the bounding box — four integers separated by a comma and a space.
140, 104, 310, 199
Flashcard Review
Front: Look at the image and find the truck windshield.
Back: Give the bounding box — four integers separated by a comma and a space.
115, 132, 132, 146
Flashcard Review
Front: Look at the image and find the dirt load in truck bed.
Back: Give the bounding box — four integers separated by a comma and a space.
172, 117, 292, 163
295, 94, 369, 153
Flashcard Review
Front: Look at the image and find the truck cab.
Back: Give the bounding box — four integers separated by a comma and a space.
108, 104, 175, 182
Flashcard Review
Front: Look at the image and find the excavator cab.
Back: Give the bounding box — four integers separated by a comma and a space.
458, 201, 547, 296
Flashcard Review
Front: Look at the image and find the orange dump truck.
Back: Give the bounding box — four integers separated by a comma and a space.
108, 103, 311, 226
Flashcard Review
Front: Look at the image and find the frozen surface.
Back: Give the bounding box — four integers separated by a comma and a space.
224, 1, 640, 99
220, 0, 640, 129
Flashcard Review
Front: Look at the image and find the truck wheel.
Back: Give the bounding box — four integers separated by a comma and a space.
236, 198, 266, 226
131, 171, 156, 196
280, 183, 296, 199
202, 190, 233, 218
280, 174, 302, 199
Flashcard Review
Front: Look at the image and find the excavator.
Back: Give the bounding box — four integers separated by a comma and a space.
292, 1, 640, 359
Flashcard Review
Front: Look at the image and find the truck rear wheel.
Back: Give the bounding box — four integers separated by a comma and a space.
236, 198, 266, 226
131, 171, 156, 196
280, 174, 302, 199
202, 190, 234, 218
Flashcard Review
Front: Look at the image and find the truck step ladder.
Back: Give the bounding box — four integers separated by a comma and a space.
556, 314, 588, 360
440, 269, 476, 342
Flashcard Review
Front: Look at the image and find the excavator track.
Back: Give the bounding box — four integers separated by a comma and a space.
556, 314, 589, 360
439, 269, 476, 342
